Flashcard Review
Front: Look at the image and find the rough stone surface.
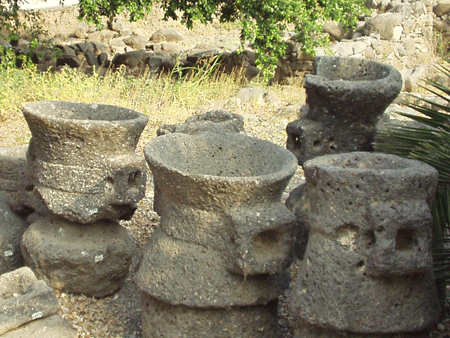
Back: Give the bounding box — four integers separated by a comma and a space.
0, 267, 61, 335
156, 110, 245, 136
435, 0, 450, 17
23, 101, 149, 223
21, 215, 136, 298
286, 56, 402, 164
282, 152, 441, 336
150, 28, 184, 43
0, 195, 27, 274
364, 13, 403, 40
322, 21, 345, 41
142, 293, 281, 338
0, 145, 36, 215
136, 228, 290, 307
122, 35, 150, 50
136, 132, 298, 336
111, 49, 148, 69
1, 314, 77, 338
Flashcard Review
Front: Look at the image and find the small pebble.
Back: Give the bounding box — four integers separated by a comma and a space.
437, 323, 446, 332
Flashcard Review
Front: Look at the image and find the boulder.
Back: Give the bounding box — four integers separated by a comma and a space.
323, 21, 345, 41
434, 0, 450, 17
364, 13, 403, 40
21, 215, 136, 298
108, 18, 126, 33
123, 35, 149, 50
111, 50, 148, 69
150, 28, 183, 43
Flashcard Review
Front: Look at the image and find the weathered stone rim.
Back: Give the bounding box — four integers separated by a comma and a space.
144, 132, 298, 184
303, 151, 439, 195
304, 151, 436, 174
304, 55, 403, 92
22, 100, 149, 127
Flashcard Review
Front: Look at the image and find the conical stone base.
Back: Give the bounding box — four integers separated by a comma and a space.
142, 293, 281, 338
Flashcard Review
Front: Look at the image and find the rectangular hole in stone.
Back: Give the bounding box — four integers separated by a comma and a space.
395, 228, 415, 251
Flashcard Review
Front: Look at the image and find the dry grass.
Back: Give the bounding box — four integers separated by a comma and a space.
0, 64, 306, 150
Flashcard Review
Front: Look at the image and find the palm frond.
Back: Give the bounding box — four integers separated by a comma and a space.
374, 59, 450, 311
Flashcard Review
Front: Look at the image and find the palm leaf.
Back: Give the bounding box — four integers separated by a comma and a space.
374, 59, 450, 311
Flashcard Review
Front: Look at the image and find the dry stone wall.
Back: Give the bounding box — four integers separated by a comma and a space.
5, 1, 450, 89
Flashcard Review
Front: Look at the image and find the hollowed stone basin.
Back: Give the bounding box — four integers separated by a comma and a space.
23, 101, 149, 223
146, 132, 298, 207
304, 56, 403, 124
286, 56, 403, 164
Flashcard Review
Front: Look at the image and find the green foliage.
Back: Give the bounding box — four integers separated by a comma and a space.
0, 0, 47, 37
77, 0, 369, 75
374, 61, 450, 309
0, 0, 56, 71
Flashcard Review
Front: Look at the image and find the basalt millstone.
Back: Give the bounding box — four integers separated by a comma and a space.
136, 132, 299, 337
286, 56, 402, 165
156, 110, 245, 136
0, 194, 27, 275
23, 101, 149, 223
282, 152, 441, 337
0, 145, 36, 215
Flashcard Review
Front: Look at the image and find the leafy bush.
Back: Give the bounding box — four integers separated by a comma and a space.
375, 61, 450, 309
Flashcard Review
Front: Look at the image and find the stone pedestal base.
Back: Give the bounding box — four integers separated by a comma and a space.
290, 321, 430, 338
142, 293, 280, 338
21, 215, 136, 298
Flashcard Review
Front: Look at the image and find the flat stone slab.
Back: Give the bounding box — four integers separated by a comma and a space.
0, 267, 60, 336
1, 314, 77, 338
